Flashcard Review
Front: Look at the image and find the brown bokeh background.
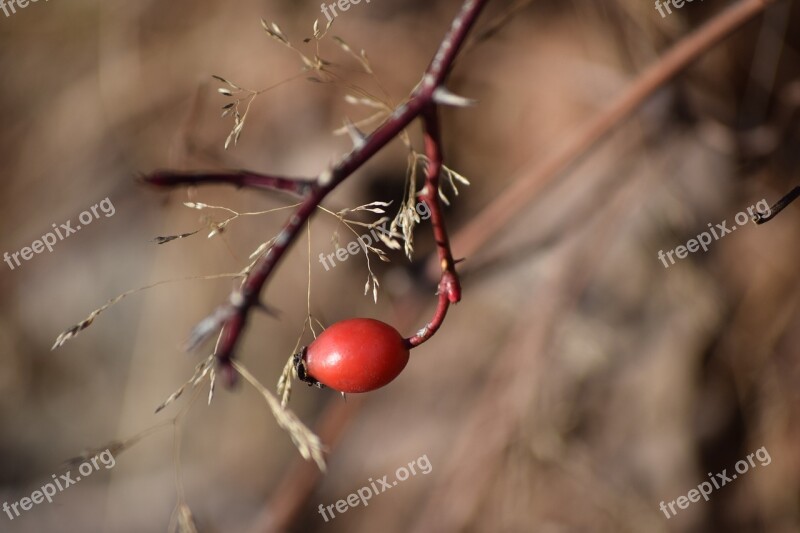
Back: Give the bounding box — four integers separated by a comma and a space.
1, 0, 799, 532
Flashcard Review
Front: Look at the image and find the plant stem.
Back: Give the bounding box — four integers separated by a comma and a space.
146, 0, 490, 384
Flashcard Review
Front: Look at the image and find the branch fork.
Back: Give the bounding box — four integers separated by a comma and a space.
142, 0, 488, 384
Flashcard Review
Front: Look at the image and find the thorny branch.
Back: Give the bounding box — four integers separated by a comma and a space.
141, 0, 488, 385
251, 0, 791, 527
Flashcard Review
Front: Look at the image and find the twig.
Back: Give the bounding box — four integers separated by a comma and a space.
254, 0, 788, 525
142, 0, 489, 384
144, 170, 313, 196
439, 0, 779, 280
411, 160, 657, 533
405, 105, 462, 347
754, 185, 800, 224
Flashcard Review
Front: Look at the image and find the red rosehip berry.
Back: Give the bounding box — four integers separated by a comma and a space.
296, 318, 409, 393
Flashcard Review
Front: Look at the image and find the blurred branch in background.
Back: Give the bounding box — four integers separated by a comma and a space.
436, 0, 780, 281
2, 0, 799, 531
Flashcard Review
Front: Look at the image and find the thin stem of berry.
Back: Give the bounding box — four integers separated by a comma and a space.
405, 105, 462, 348
144, 0, 489, 384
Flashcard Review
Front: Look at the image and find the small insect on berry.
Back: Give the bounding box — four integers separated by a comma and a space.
295, 318, 410, 393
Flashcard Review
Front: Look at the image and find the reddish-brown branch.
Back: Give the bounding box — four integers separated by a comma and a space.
144, 169, 313, 196
143, 0, 488, 383
405, 105, 462, 348
250, 1, 788, 528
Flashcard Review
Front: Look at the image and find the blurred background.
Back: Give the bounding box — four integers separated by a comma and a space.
1, 0, 799, 531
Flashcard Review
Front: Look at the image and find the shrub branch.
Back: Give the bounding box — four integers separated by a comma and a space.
142, 0, 489, 384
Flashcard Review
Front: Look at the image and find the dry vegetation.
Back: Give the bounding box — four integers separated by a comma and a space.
0, 0, 798, 532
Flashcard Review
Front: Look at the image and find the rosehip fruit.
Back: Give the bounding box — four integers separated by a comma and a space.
295, 318, 409, 393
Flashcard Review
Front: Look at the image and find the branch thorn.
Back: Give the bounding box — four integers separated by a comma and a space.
432, 86, 477, 107
343, 117, 367, 150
